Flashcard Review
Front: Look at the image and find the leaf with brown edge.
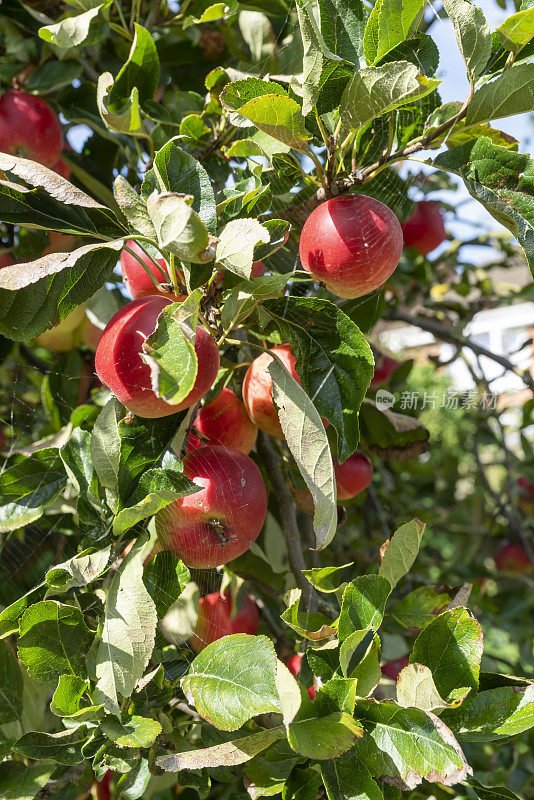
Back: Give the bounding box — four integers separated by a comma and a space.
0, 240, 124, 340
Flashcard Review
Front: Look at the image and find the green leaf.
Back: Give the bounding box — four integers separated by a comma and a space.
378, 519, 425, 589
364, 0, 425, 63
17, 600, 92, 689
243, 740, 301, 798
440, 0, 491, 83
147, 192, 210, 263
114, 468, 199, 534
410, 608, 483, 703
340, 60, 439, 133
263, 297, 374, 462
140, 293, 201, 406
442, 684, 534, 741
268, 357, 337, 550
216, 218, 270, 278
111, 24, 159, 106
287, 712, 363, 759
143, 550, 191, 618
157, 727, 286, 771
339, 630, 381, 696
0, 640, 23, 724
496, 8, 534, 55
466, 63, 534, 125
321, 750, 383, 800
221, 80, 310, 152
353, 700, 471, 789
151, 140, 217, 232
50, 675, 90, 717
302, 563, 354, 593
338, 576, 391, 641
113, 176, 156, 239
183, 0, 238, 27
0, 585, 45, 639
0, 761, 55, 800
391, 586, 450, 630
86, 535, 157, 715
25, 60, 82, 93
0, 153, 123, 237
359, 400, 430, 459
221, 273, 289, 330
468, 780, 525, 800
282, 589, 337, 641
239, 10, 271, 61
97, 73, 143, 135
46, 546, 111, 590
115, 758, 151, 800
182, 634, 281, 731
101, 714, 162, 748
14, 727, 89, 765
39, 3, 109, 47
0, 448, 67, 531
90, 397, 123, 512
0, 240, 123, 341
396, 663, 448, 711
319, 0, 366, 66
296, 0, 342, 115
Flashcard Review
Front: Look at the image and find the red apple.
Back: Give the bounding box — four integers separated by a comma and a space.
190, 590, 233, 653
231, 595, 260, 635
155, 444, 267, 568
334, 452, 373, 501
95, 296, 220, 418
194, 387, 258, 455
52, 155, 71, 180
0, 90, 63, 167
382, 657, 409, 681
286, 653, 302, 677
495, 541, 531, 574
251, 260, 265, 278
517, 477, 533, 496
43, 230, 78, 256
95, 770, 113, 800
370, 354, 398, 387
401, 201, 446, 255
121, 240, 185, 301
299, 195, 403, 299
242, 344, 299, 439
0, 253, 13, 268
285, 653, 315, 699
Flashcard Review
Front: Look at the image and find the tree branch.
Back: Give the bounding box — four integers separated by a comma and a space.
257, 433, 333, 615
384, 309, 534, 394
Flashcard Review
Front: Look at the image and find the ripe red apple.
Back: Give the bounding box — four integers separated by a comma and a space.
242, 344, 299, 439
120, 241, 185, 301
193, 387, 258, 455
401, 201, 446, 255
190, 590, 260, 652
495, 541, 531, 574
95, 770, 113, 800
232, 594, 260, 635
285, 653, 315, 699
382, 657, 409, 681
370, 354, 398, 387
517, 477, 533, 496
52, 155, 71, 180
0, 90, 63, 167
0, 253, 13, 268
155, 444, 267, 568
95, 296, 220, 418
299, 195, 403, 299
190, 590, 233, 653
251, 260, 265, 278
334, 452, 373, 501
43, 230, 78, 256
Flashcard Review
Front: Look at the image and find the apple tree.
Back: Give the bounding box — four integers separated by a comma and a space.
0, 0, 533, 799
